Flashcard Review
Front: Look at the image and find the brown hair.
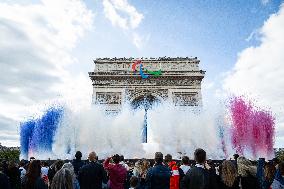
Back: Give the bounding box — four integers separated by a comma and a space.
264, 163, 276, 182
221, 160, 238, 187
24, 160, 42, 189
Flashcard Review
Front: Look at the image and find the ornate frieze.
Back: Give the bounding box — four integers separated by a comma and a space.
96, 92, 122, 105
172, 92, 199, 106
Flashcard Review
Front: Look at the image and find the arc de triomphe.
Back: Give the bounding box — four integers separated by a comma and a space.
88, 57, 205, 112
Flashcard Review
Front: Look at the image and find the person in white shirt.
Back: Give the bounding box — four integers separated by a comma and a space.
119, 155, 130, 171
41, 161, 49, 177
19, 159, 27, 180
180, 156, 191, 175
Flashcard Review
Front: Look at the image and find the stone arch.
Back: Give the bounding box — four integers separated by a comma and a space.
130, 92, 163, 110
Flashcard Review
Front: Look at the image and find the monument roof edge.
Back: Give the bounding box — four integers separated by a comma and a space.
93, 57, 200, 63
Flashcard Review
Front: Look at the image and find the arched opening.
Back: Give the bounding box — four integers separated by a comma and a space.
130, 94, 161, 110
130, 94, 161, 143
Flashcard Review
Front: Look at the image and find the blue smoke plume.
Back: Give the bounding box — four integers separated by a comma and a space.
20, 106, 64, 159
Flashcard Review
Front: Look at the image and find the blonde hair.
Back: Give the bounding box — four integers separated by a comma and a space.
221, 160, 238, 187
237, 156, 257, 177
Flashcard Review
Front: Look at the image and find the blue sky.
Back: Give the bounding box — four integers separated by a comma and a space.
72, 0, 282, 82
0, 0, 284, 147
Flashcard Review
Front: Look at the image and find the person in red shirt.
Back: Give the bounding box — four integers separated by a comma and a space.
103, 154, 127, 189
165, 154, 180, 189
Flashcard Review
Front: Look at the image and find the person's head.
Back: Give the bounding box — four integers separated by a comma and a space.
130, 176, 139, 188
165, 154, 172, 163
42, 161, 48, 167
29, 157, 35, 162
26, 160, 42, 188
221, 160, 238, 187
75, 151, 82, 160
264, 162, 276, 181
279, 162, 284, 176
141, 159, 150, 172
88, 151, 97, 162
182, 156, 190, 165
233, 154, 239, 161
8, 161, 16, 169
237, 156, 256, 177
62, 163, 76, 179
55, 160, 64, 172
194, 148, 206, 164
272, 158, 280, 167
20, 159, 26, 167
112, 154, 120, 164
154, 152, 163, 164
120, 155, 125, 162
50, 168, 73, 189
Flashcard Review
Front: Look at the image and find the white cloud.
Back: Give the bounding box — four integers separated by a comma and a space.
102, 0, 143, 30
102, 0, 146, 49
223, 3, 284, 147
0, 0, 94, 146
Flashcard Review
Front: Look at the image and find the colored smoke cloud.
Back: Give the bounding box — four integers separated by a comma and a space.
230, 97, 275, 159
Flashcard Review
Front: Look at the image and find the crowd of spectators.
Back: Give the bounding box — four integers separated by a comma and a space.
0, 148, 284, 189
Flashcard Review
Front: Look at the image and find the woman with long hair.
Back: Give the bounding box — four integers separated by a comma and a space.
263, 162, 276, 189
133, 160, 142, 178
7, 161, 21, 189
50, 167, 74, 189
140, 159, 150, 188
271, 162, 284, 189
237, 157, 260, 189
220, 160, 240, 189
21, 160, 47, 189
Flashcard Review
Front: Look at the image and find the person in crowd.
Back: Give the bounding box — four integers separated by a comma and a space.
7, 161, 21, 189
21, 160, 47, 189
62, 163, 79, 189
237, 156, 259, 189
220, 160, 240, 189
120, 155, 130, 171
132, 159, 150, 189
180, 156, 191, 176
19, 159, 27, 180
133, 160, 142, 178
271, 162, 284, 189
257, 158, 269, 189
72, 151, 85, 177
233, 154, 239, 169
0, 163, 11, 189
1, 160, 8, 175
48, 160, 64, 184
129, 176, 139, 189
41, 161, 49, 176
272, 158, 280, 170
41, 161, 49, 184
165, 154, 180, 189
50, 167, 73, 189
181, 148, 219, 189
145, 152, 171, 189
79, 151, 107, 189
140, 159, 150, 188
263, 162, 276, 189
30, 157, 36, 162
104, 154, 127, 189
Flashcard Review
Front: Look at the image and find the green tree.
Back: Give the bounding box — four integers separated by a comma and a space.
275, 148, 284, 161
